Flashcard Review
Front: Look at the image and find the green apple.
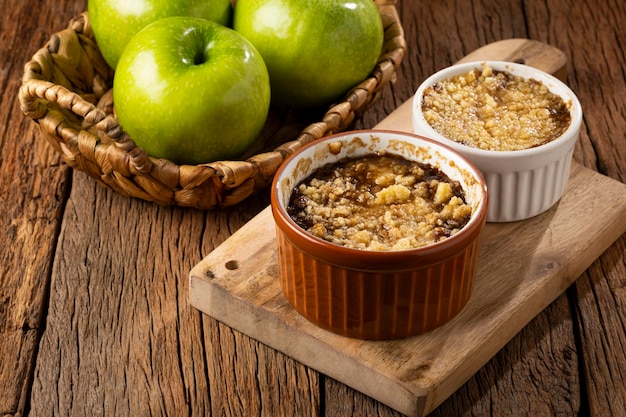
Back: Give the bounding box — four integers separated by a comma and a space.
232, 0, 383, 108
88, 0, 233, 69
113, 16, 271, 165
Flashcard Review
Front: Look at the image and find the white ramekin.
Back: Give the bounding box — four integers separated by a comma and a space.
412, 61, 583, 222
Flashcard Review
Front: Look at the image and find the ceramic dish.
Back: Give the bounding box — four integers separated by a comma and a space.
270, 130, 488, 339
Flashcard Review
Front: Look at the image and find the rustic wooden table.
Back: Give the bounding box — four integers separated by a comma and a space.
1, 0, 624, 416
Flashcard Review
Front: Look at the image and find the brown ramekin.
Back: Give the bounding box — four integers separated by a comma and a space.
270, 130, 488, 340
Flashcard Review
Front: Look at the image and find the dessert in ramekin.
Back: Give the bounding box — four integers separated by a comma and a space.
412, 61, 583, 222
270, 130, 488, 339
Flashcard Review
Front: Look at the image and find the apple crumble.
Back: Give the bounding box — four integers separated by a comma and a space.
421, 63, 571, 151
287, 152, 472, 251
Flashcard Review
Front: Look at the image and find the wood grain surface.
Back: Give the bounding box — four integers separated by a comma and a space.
1, 0, 625, 417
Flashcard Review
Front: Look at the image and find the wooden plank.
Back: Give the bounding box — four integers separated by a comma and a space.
0, 1, 83, 415
27, 168, 324, 416
189, 162, 626, 416
526, 0, 626, 414
573, 245, 626, 416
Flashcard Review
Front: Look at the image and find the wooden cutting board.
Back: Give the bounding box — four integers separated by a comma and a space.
189, 39, 626, 417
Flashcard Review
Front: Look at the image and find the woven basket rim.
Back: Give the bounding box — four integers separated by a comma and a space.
18, 1, 407, 209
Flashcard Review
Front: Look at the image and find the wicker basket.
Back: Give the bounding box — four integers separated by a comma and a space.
19, 1, 406, 210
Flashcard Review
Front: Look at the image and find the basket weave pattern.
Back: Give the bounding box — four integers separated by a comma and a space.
19, 1, 406, 209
